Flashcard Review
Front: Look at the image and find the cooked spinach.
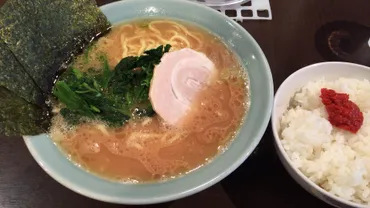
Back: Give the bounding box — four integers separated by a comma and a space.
53, 44, 171, 127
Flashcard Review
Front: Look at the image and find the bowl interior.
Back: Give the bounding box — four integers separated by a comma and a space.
24, 0, 273, 205
272, 62, 370, 208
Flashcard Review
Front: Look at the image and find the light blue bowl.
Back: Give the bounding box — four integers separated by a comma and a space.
24, 0, 273, 205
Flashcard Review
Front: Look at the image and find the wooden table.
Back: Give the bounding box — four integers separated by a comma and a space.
1, 0, 369, 207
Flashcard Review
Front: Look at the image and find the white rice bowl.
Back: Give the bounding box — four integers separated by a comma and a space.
280, 77, 370, 205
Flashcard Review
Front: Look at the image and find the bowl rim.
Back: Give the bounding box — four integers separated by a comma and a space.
272, 61, 370, 208
23, 0, 273, 205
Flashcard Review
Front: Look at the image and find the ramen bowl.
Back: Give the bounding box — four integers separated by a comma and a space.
24, 0, 273, 204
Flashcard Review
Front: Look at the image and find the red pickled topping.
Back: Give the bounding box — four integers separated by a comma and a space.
320, 88, 364, 133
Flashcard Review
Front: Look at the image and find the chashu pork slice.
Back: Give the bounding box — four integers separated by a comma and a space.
149, 48, 216, 126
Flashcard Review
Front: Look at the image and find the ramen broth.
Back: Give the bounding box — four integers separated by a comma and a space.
51, 19, 250, 182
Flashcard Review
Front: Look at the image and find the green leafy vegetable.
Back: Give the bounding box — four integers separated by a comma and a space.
110, 44, 171, 108
84, 44, 98, 64
139, 20, 150, 28
53, 44, 171, 127
53, 81, 95, 117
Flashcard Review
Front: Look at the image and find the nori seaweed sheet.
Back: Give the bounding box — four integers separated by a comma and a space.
0, 87, 48, 136
0, 0, 56, 94
0, 40, 44, 105
0, 0, 110, 136
0, 0, 111, 94
35, 0, 111, 68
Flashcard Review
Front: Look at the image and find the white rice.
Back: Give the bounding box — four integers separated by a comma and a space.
280, 77, 370, 205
